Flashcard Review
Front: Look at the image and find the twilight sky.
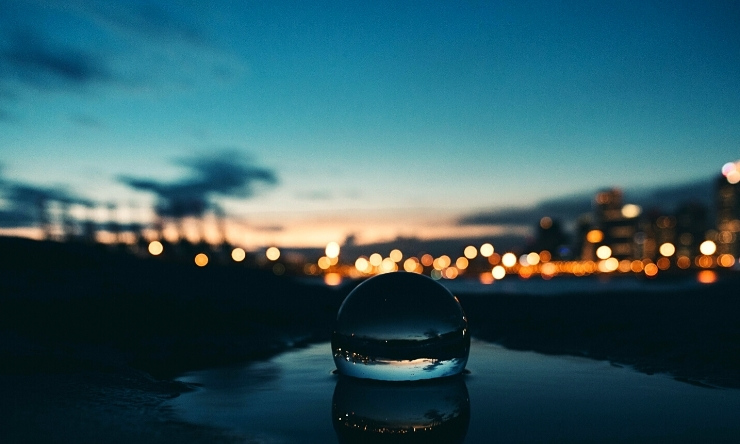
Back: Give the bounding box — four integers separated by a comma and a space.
1, 0, 739, 248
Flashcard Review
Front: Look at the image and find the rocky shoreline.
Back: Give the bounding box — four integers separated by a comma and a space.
2, 237, 739, 441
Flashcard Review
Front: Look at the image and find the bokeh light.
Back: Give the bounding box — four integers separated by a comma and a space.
540, 216, 553, 229
501, 253, 517, 268
389, 249, 403, 263
148, 240, 163, 256
420, 254, 434, 267
324, 272, 342, 286
659, 243, 675, 257
464, 245, 478, 259
194, 253, 208, 267
526, 252, 540, 266
492, 265, 506, 280
325, 242, 340, 259
595, 245, 612, 260
369, 253, 383, 267
266, 246, 280, 261
403, 257, 420, 273
318, 256, 331, 270
699, 240, 717, 256
586, 230, 604, 243
231, 247, 246, 262
479, 243, 494, 257
355, 257, 369, 273
718, 254, 735, 268
644, 263, 658, 277
621, 204, 641, 218
455, 256, 469, 269
697, 270, 718, 284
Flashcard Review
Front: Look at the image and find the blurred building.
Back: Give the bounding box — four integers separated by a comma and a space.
716, 173, 740, 257
591, 189, 640, 260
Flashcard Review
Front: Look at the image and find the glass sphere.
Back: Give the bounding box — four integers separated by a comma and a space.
331, 272, 469, 381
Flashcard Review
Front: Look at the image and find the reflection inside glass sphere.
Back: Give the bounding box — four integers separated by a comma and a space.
332, 272, 470, 381
332, 375, 470, 443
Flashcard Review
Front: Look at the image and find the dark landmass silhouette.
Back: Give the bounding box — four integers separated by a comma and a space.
1, 236, 739, 442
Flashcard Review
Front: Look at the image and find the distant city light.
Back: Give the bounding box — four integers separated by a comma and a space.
369, 253, 383, 267
148, 240, 163, 256
380, 257, 396, 273
325, 242, 340, 259
586, 230, 604, 243
464, 245, 478, 259
318, 256, 331, 270
492, 265, 506, 279
541, 262, 557, 277
420, 254, 434, 266
696, 255, 713, 268
355, 257, 370, 273
526, 252, 540, 266
621, 204, 642, 219
697, 270, 718, 284
540, 216, 553, 229
595, 245, 612, 260
644, 263, 658, 277
324, 272, 342, 286
266, 246, 281, 261
501, 253, 517, 268
659, 243, 676, 257
433, 255, 451, 270
389, 249, 403, 262
718, 254, 736, 268
403, 257, 419, 272
699, 240, 717, 256
231, 247, 246, 262
722, 160, 740, 184
455, 256, 469, 269
598, 257, 619, 272
479, 243, 494, 257
194, 253, 208, 267
657, 257, 671, 270
479, 272, 494, 284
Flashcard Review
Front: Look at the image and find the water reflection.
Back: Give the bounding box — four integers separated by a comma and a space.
332, 375, 470, 443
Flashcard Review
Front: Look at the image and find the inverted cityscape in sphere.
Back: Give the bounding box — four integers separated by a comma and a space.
332, 272, 470, 381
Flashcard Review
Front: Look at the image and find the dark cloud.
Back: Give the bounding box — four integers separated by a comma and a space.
629, 178, 713, 211
119, 151, 278, 218
458, 177, 716, 230
0, 167, 92, 228
458, 193, 594, 227
0, 31, 112, 88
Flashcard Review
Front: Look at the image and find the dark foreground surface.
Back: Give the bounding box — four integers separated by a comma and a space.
1, 237, 739, 441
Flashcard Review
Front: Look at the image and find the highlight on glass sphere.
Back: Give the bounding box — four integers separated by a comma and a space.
331, 272, 470, 381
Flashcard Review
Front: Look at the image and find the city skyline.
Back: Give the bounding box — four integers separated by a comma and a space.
2, 1, 739, 247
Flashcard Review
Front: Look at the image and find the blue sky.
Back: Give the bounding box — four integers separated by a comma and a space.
1, 0, 739, 247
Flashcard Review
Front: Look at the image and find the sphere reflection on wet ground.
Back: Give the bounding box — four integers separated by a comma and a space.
332, 374, 470, 443
331, 272, 470, 381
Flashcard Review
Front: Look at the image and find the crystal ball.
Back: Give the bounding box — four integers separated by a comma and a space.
331, 272, 469, 381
